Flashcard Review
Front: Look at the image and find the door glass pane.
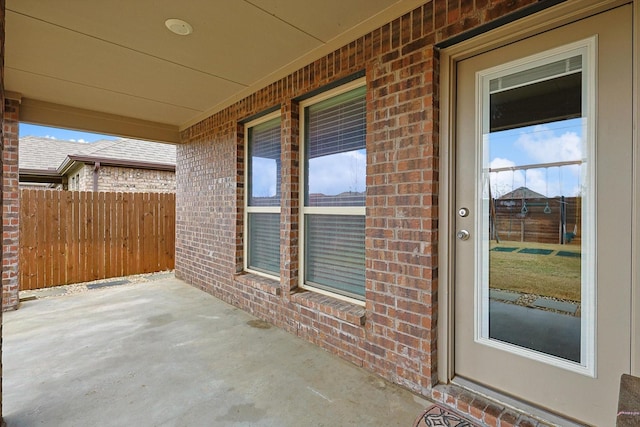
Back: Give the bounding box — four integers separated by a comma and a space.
481, 52, 589, 364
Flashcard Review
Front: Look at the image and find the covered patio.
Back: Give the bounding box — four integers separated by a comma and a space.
3, 275, 430, 426
4, 1, 639, 426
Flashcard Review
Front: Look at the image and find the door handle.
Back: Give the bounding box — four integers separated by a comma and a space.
456, 230, 470, 241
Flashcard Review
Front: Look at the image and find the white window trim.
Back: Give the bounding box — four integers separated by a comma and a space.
244, 111, 282, 281
298, 77, 367, 306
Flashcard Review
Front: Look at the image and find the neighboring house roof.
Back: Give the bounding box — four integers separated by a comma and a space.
499, 186, 547, 200
19, 136, 176, 184
19, 136, 100, 171
73, 138, 175, 166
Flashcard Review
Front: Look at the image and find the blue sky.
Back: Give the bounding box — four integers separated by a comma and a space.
19, 123, 117, 143
487, 118, 585, 198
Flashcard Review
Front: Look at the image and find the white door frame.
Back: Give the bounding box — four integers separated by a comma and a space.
632, 0, 640, 376
437, 0, 637, 386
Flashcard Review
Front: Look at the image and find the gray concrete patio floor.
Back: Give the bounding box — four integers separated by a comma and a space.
3, 275, 431, 427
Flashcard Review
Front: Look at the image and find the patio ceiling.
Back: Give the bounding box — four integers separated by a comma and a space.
5, 0, 424, 143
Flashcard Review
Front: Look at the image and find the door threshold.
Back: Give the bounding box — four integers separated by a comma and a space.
451, 377, 586, 427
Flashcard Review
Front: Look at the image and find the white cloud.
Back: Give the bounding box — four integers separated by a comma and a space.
490, 124, 585, 198
309, 150, 366, 195
489, 158, 521, 198
44, 135, 57, 140
524, 168, 548, 196
515, 125, 583, 163
251, 158, 278, 198
488, 158, 550, 197
516, 125, 584, 196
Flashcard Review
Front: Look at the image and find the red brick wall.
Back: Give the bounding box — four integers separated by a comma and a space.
176, 0, 539, 398
2, 98, 18, 311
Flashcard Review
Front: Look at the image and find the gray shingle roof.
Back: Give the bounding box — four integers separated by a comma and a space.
86, 138, 176, 165
19, 136, 97, 170
19, 136, 175, 172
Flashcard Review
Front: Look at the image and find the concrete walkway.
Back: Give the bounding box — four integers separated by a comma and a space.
3, 275, 430, 427
489, 300, 581, 362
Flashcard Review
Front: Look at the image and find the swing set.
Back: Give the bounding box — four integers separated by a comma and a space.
489, 160, 582, 244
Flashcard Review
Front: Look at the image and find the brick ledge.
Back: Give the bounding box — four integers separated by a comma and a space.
234, 273, 281, 296
430, 383, 583, 427
291, 290, 366, 326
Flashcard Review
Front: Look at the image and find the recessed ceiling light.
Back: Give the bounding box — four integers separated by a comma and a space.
165, 19, 193, 36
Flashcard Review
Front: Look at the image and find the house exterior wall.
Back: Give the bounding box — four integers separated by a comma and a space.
175, 1, 564, 425
2, 98, 19, 312
1, 1, 6, 423
95, 166, 175, 193
73, 164, 175, 193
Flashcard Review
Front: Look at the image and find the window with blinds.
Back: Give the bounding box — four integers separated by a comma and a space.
301, 80, 366, 302
245, 114, 281, 278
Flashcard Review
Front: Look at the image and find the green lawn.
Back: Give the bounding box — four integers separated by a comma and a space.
489, 241, 581, 301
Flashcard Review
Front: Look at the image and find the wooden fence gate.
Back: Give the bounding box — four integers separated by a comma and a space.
20, 189, 175, 290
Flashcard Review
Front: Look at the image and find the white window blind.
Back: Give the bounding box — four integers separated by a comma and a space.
303, 83, 366, 300
248, 212, 280, 274
305, 215, 365, 299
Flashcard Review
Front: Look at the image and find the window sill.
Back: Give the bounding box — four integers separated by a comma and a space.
291, 290, 366, 326
234, 272, 281, 296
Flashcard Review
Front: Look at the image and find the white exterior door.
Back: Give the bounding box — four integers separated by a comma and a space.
454, 6, 632, 425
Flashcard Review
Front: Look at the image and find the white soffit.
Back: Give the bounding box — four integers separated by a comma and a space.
5, 0, 425, 140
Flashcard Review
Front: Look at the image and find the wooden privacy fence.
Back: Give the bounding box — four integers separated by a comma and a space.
20, 190, 175, 291
492, 196, 581, 245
